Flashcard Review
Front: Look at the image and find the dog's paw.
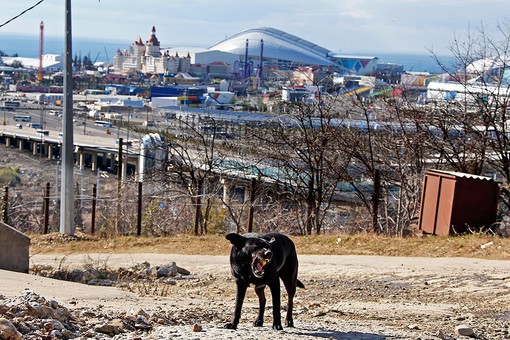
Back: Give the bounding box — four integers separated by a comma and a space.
272, 323, 283, 330
285, 319, 294, 327
224, 323, 237, 330
253, 319, 264, 327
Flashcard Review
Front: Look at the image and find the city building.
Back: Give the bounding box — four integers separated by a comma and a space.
113, 27, 191, 75
328, 54, 379, 75
426, 56, 510, 103
114, 26, 380, 79
203, 27, 335, 70
197, 27, 379, 76
292, 66, 334, 87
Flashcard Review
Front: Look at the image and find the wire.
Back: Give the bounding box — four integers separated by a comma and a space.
0, 0, 46, 29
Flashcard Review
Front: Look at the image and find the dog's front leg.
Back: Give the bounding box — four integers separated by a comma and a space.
224, 281, 248, 329
268, 281, 283, 330
253, 285, 266, 326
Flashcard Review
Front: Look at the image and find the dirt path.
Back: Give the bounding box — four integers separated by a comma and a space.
2, 254, 510, 339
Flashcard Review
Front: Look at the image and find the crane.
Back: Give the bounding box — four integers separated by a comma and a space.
93, 52, 100, 64
104, 47, 109, 63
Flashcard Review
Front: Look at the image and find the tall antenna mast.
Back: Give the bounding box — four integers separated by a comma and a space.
38, 21, 44, 82
259, 39, 264, 87
243, 39, 249, 80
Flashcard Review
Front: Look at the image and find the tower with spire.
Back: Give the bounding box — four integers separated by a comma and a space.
145, 26, 161, 57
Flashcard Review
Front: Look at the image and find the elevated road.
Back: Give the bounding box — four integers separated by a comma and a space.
0, 114, 141, 180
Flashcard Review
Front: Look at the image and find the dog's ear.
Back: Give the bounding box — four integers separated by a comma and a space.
226, 233, 246, 248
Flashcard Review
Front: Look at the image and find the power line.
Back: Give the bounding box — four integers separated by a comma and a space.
0, 0, 46, 29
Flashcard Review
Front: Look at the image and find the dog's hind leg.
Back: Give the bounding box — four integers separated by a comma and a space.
224, 282, 248, 329
280, 255, 299, 327
282, 278, 297, 327
253, 285, 266, 327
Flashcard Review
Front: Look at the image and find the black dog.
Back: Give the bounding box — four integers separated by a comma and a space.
224, 232, 304, 330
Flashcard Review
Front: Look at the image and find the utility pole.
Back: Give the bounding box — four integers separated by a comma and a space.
60, 0, 74, 235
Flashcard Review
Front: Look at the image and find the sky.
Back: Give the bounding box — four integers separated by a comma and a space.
0, 0, 509, 56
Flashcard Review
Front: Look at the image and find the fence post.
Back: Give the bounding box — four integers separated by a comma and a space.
372, 169, 381, 233
246, 178, 256, 233
136, 181, 142, 236
116, 138, 123, 233
117, 138, 123, 190
43, 182, 50, 234
2, 186, 8, 224
194, 177, 202, 236
91, 184, 97, 234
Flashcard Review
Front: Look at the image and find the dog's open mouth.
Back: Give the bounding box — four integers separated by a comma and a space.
252, 253, 272, 278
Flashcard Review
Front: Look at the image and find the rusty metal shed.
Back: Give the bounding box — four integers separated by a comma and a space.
418, 169, 499, 236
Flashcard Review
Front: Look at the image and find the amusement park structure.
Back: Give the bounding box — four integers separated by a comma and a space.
38, 21, 44, 82
232, 38, 265, 89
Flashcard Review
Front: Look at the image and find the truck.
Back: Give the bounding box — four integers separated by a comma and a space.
142, 120, 156, 127
103, 112, 122, 120
28, 123, 43, 129
48, 110, 62, 117
88, 109, 102, 119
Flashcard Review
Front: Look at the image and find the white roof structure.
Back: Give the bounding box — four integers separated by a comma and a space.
2, 54, 63, 71
208, 27, 335, 67
427, 80, 510, 102
466, 56, 510, 73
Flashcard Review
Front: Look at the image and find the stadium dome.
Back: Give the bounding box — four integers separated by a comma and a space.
208, 27, 335, 68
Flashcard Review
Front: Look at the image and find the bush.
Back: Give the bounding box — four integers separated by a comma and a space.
0, 166, 21, 187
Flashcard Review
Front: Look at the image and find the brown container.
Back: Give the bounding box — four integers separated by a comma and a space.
418, 170, 499, 235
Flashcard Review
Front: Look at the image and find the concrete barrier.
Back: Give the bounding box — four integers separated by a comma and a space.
0, 222, 30, 273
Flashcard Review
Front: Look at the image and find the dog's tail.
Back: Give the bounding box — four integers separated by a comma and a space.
297, 279, 305, 289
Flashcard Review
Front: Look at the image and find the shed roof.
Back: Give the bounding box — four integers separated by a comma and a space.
428, 169, 495, 181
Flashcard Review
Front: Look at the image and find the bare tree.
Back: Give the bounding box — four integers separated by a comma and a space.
165, 115, 231, 235
429, 20, 510, 216
252, 94, 349, 235
327, 94, 427, 235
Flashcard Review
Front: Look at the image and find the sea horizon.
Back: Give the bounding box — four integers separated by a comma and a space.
0, 34, 453, 73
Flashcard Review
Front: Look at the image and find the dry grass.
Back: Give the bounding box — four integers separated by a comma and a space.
29, 231, 510, 260
292, 233, 510, 259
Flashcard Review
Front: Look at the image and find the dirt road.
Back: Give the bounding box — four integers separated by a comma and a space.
2, 254, 510, 339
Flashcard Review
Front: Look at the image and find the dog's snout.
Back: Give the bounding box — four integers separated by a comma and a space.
264, 249, 273, 259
